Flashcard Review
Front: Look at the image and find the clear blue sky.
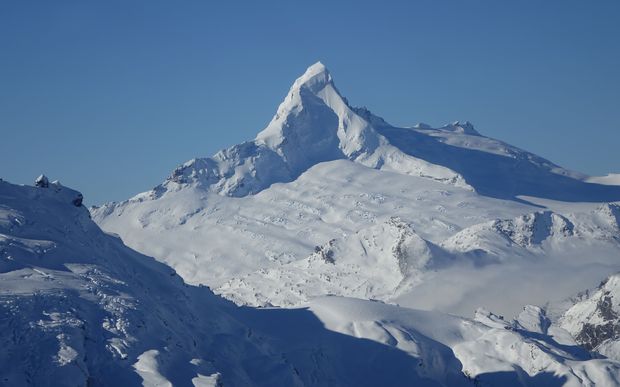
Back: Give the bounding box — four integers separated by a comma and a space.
1, 1, 619, 205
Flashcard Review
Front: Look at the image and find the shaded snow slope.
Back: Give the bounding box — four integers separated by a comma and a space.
374, 124, 620, 202
0, 180, 307, 386
0, 180, 428, 386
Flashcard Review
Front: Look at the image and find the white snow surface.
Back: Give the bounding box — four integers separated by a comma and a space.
4, 179, 620, 386
586, 174, 620, 186
92, 62, 620, 319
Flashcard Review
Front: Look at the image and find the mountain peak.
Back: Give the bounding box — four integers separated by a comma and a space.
305, 60, 327, 75
290, 61, 333, 93
136, 62, 620, 203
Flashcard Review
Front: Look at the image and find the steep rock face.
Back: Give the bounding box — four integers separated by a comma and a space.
493, 212, 575, 247
441, 121, 480, 136
165, 144, 290, 197
560, 273, 620, 361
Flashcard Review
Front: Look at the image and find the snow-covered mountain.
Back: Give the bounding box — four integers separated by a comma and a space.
560, 272, 620, 362
92, 62, 620, 319
150, 62, 470, 198
3, 178, 620, 386
99, 62, 619, 202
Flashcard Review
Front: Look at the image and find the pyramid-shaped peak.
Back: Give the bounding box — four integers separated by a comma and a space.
305, 61, 328, 75
291, 61, 333, 93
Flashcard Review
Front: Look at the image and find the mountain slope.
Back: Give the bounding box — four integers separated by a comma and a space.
560, 272, 620, 362
0, 179, 308, 386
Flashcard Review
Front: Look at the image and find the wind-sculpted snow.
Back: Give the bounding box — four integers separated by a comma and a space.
6, 179, 620, 386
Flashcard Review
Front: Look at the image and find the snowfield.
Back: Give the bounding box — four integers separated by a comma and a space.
2, 179, 620, 386
5, 62, 620, 386
93, 62, 620, 319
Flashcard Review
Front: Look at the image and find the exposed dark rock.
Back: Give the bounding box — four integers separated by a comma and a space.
313, 239, 336, 264
34, 174, 49, 188
575, 294, 620, 350
72, 193, 84, 207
